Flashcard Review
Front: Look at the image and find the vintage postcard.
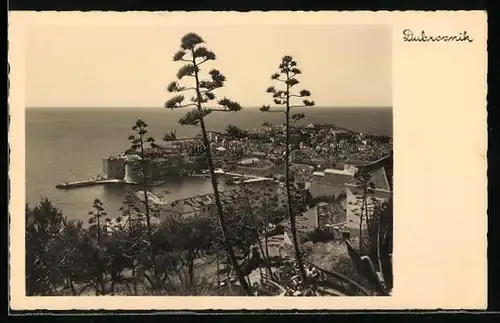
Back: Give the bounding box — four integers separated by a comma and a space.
8, 11, 487, 311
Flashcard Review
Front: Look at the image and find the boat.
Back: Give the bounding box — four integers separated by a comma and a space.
55, 182, 71, 189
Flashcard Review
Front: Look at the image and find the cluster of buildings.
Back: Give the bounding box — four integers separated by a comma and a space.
101, 146, 203, 184
102, 123, 393, 249
131, 175, 305, 224
122, 152, 392, 249
281, 153, 393, 245
289, 125, 392, 168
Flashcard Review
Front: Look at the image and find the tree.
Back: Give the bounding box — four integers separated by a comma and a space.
221, 129, 274, 278
87, 198, 108, 295
165, 32, 252, 295
365, 198, 392, 274
26, 198, 75, 295
225, 124, 248, 140
125, 119, 160, 289
157, 214, 214, 288
260, 55, 315, 282
103, 226, 130, 295
57, 219, 86, 295
345, 198, 393, 296
118, 193, 146, 295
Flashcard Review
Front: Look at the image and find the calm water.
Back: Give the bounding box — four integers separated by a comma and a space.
26, 107, 392, 224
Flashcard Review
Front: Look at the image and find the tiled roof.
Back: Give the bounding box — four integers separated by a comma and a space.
385, 165, 393, 191
369, 167, 390, 191
296, 208, 318, 233
317, 202, 346, 226
165, 187, 266, 215
361, 154, 393, 170
282, 206, 317, 234
345, 155, 393, 192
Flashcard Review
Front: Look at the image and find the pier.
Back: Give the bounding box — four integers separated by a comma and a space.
55, 179, 139, 189
213, 169, 274, 185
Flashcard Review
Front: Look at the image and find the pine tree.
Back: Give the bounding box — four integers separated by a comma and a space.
118, 193, 144, 295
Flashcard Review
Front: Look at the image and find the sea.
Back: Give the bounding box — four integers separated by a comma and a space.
26, 107, 392, 225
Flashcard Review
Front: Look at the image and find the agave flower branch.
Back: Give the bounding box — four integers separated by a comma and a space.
126, 119, 160, 285
260, 55, 315, 283
164, 32, 252, 295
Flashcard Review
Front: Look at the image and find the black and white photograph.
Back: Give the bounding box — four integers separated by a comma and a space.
7, 9, 489, 312
23, 21, 394, 297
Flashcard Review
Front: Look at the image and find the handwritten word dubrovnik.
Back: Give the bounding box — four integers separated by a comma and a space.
403, 29, 473, 43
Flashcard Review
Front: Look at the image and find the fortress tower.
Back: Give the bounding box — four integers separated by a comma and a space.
102, 155, 126, 179
124, 155, 144, 183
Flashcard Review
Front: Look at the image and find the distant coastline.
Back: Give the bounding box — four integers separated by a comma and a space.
26, 106, 393, 110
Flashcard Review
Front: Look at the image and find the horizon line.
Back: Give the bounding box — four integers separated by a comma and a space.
25, 105, 393, 109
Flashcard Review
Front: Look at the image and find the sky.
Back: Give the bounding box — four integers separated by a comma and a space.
26, 24, 392, 108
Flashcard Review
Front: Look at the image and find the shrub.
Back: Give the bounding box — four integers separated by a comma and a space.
307, 228, 335, 244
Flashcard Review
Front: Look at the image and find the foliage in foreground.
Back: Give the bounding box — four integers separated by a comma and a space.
26, 195, 277, 296
26, 194, 392, 297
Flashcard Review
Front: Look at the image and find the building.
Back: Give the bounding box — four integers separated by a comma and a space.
312, 164, 357, 186
158, 178, 283, 220
305, 181, 345, 202
149, 154, 187, 180
305, 163, 357, 201
102, 154, 127, 179
103, 148, 198, 184
316, 202, 346, 228
344, 155, 393, 231
123, 155, 151, 183
290, 163, 315, 183
235, 159, 276, 177
281, 201, 346, 245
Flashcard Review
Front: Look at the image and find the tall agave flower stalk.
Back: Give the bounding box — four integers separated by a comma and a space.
260, 55, 315, 282
165, 33, 252, 295
125, 119, 160, 289
87, 198, 107, 295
